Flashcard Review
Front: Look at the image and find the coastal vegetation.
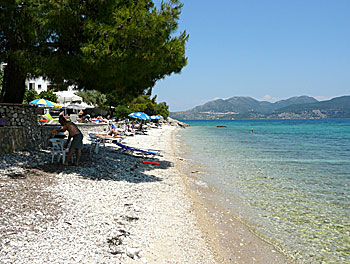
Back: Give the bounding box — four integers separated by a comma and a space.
76, 91, 170, 119
111, 94, 169, 120
76, 90, 108, 110
0, 0, 188, 111
23, 89, 58, 104
170, 95, 350, 119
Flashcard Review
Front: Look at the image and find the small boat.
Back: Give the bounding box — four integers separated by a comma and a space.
216, 125, 227, 128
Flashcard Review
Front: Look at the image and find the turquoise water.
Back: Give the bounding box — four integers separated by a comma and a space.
178, 119, 350, 263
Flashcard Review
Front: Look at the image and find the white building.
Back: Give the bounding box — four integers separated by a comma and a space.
25, 77, 76, 94
25, 77, 83, 104
25, 77, 53, 93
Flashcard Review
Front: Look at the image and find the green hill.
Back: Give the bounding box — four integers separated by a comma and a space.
170, 95, 328, 120
273, 96, 350, 118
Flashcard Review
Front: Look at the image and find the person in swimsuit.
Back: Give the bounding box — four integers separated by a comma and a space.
58, 115, 84, 165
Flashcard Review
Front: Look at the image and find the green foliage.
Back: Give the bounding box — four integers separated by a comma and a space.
0, 0, 52, 102
112, 94, 169, 120
73, 0, 188, 97
128, 94, 169, 118
130, 95, 157, 115
39, 90, 58, 103
23, 89, 39, 104
155, 102, 169, 119
23, 88, 57, 104
76, 90, 107, 109
105, 90, 133, 109
114, 105, 132, 120
0, 0, 188, 104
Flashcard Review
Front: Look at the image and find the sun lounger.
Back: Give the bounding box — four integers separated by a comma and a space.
113, 141, 161, 156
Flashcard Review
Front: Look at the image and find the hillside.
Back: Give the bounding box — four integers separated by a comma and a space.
273, 96, 350, 118
170, 95, 350, 120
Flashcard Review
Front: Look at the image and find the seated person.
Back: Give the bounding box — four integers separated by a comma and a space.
107, 124, 123, 138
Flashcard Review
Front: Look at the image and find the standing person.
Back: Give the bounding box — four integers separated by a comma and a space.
58, 115, 84, 165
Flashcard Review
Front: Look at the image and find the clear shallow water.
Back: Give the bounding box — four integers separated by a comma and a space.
178, 119, 350, 263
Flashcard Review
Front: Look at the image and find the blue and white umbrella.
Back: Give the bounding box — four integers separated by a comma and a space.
151, 114, 164, 120
128, 112, 151, 121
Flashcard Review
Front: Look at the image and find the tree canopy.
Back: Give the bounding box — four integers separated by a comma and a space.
0, 0, 51, 102
0, 0, 188, 103
76, 90, 107, 110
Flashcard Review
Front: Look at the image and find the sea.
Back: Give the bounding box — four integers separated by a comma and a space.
176, 119, 350, 263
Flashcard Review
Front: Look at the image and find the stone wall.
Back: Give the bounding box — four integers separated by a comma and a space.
0, 103, 42, 154
0, 103, 40, 127
0, 127, 29, 155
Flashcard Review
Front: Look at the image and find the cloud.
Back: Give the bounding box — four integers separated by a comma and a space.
262, 94, 271, 100
212, 96, 231, 101
314, 95, 331, 101
258, 94, 280, 102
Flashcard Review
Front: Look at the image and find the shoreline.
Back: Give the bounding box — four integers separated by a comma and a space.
172, 127, 289, 263
170, 128, 228, 263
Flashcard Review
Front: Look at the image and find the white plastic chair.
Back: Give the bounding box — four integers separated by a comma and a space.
48, 138, 69, 164
89, 133, 105, 154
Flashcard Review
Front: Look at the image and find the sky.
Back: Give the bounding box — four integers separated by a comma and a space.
152, 0, 350, 111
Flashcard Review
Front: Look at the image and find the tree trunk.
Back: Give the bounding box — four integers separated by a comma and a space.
0, 57, 26, 103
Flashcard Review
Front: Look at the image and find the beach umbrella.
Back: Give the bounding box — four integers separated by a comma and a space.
63, 102, 94, 110
128, 112, 151, 121
55, 91, 83, 104
151, 114, 163, 120
29, 98, 62, 108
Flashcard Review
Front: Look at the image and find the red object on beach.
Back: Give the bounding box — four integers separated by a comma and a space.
142, 161, 160, 165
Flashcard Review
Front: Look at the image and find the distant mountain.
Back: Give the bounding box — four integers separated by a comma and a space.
273, 96, 350, 118
272, 96, 319, 109
170, 95, 350, 119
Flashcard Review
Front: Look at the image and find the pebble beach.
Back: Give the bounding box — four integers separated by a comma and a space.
0, 125, 217, 264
